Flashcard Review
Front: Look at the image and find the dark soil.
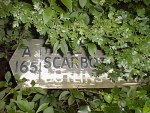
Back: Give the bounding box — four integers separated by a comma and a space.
0, 58, 8, 80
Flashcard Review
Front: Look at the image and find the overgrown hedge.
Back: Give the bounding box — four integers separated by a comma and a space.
0, 0, 150, 113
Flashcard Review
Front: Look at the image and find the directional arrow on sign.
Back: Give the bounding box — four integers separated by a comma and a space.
9, 39, 43, 87
9, 39, 140, 88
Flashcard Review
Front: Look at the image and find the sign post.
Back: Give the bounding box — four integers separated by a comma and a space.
9, 39, 139, 88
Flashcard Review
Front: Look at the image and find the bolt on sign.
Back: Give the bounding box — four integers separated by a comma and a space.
9, 39, 139, 88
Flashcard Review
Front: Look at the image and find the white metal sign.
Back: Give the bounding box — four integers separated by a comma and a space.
9, 39, 139, 88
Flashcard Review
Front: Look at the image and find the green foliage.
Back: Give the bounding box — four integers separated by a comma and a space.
4, 0, 148, 79
61, 0, 72, 12
1, 74, 150, 112
104, 93, 113, 104
5, 71, 11, 83
59, 90, 70, 100
43, 106, 54, 113
43, 8, 54, 24
87, 43, 97, 57
68, 94, 75, 106
0, 17, 32, 60
79, 0, 87, 8
36, 103, 49, 113
0, 0, 150, 112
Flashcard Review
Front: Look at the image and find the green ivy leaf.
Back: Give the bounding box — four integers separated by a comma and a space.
143, 0, 150, 6
53, 5, 64, 13
144, 99, 150, 107
135, 108, 142, 113
60, 40, 68, 55
30, 102, 35, 112
0, 100, 5, 111
68, 95, 75, 106
59, 91, 70, 100
136, 90, 147, 97
0, 81, 6, 88
43, 106, 54, 113
72, 90, 84, 99
79, 0, 87, 8
137, 8, 145, 17
53, 41, 60, 53
89, 99, 100, 109
36, 103, 49, 113
61, 0, 72, 12
118, 100, 126, 108
0, 52, 5, 58
87, 43, 97, 57
104, 94, 113, 103
5, 71, 11, 83
91, 0, 99, 4
6, 106, 16, 113
18, 43, 27, 49
108, 11, 114, 19
31, 87, 47, 95
127, 86, 137, 98
15, 100, 34, 112
82, 13, 90, 25
70, 12, 79, 18
40, 96, 49, 105
143, 106, 150, 113
17, 95, 22, 101
32, 94, 43, 102
14, 74, 20, 82
48, 0, 56, 6
0, 91, 5, 100
31, 80, 35, 87
0, 20, 4, 25
49, 96, 57, 107
43, 7, 53, 24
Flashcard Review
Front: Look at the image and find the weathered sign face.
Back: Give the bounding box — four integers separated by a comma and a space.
9, 39, 139, 88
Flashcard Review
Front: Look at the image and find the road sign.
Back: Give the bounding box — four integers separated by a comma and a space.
9, 39, 139, 88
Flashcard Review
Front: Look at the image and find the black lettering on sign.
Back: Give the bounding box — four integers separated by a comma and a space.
53, 57, 61, 68
22, 47, 31, 57
81, 57, 88, 68
89, 58, 98, 67
15, 61, 18, 72
20, 61, 28, 73
44, 57, 51, 68
39, 62, 41, 73
71, 57, 79, 68
30, 62, 38, 73
61, 57, 71, 68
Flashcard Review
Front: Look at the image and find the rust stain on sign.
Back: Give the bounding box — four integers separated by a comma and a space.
9, 39, 139, 88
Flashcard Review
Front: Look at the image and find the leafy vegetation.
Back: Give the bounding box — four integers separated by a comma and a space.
0, 0, 150, 112
1, 73, 150, 113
